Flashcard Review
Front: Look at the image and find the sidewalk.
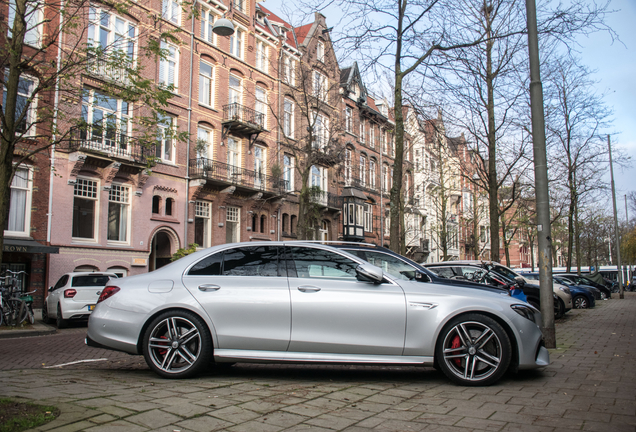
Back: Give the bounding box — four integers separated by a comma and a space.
0, 294, 634, 432
0, 309, 56, 339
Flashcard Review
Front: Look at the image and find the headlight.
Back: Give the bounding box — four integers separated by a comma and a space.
511, 304, 537, 323
559, 286, 571, 295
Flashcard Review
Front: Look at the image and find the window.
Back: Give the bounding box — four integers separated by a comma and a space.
283, 54, 295, 85
254, 146, 265, 187
290, 215, 297, 234
159, 41, 178, 89
162, 0, 181, 24
156, 114, 175, 162
310, 165, 327, 191
189, 251, 222, 275
345, 106, 352, 132
282, 213, 289, 233
200, 7, 216, 44
316, 42, 325, 62
260, 215, 266, 233
283, 154, 294, 192
256, 39, 267, 72
199, 61, 214, 107
73, 178, 98, 240
228, 75, 241, 105
344, 149, 352, 184
382, 164, 389, 192
107, 267, 127, 278
233, 0, 245, 13
197, 126, 212, 159
312, 112, 328, 149
369, 159, 376, 189
283, 99, 294, 138
229, 29, 243, 59
370, 125, 375, 148
226, 206, 240, 243
359, 119, 365, 143
165, 197, 174, 216
108, 184, 130, 242
223, 247, 280, 277
255, 86, 266, 127
3, 70, 37, 136
87, 7, 136, 82
227, 137, 240, 173
5, 167, 31, 236
289, 247, 357, 280
384, 215, 390, 236
364, 203, 372, 232
7, 0, 42, 46
381, 129, 386, 152
194, 201, 211, 248
313, 71, 327, 101
152, 195, 161, 214
81, 89, 130, 151
359, 155, 366, 187
363, 251, 416, 281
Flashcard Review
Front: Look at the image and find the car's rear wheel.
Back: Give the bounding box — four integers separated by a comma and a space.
56, 304, 67, 329
42, 302, 52, 324
142, 310, 212, 379
573, 295, 589, 309
435, 314, 511, 386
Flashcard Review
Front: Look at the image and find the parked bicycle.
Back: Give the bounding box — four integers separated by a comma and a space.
0, 270, 34, 326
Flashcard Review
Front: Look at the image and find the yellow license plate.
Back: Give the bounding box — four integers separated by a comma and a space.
88, 305, 95, 311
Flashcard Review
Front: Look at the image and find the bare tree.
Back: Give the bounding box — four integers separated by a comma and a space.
0, 0, 185, 264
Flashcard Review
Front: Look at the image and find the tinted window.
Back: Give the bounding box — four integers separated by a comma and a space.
222, 246, 280, 277
189, 252, 223, 276
491, 264, 519, 280
289, 247, 357, 280
429, 267, 454, 279
53, 275, 69, 290
360, 250, 416, 281
71, 275, 112, 287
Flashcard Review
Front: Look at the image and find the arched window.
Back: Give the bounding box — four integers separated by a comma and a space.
290, 215, 297, 234
165, 197, 174, 216
152, 196, 161, 214
260, 215, 266, 233
251, 213, 257, 232
282, 213, 289, 233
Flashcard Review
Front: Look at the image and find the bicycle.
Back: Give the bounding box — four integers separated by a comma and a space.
0, 270, 34, 326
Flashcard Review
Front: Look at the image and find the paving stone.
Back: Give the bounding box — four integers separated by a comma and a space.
126, 409, 183, 429
88, 414, 118, 424
160, 402, 211, 418
305, 413, 359, 430
253, 411, 308, 428
83, 419, 150, 432
175, 415, 233, 432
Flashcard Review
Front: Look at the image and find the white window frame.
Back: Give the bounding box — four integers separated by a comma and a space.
107, 184, 131, 244
88, 7, 136, 61
81, 88, 131, 150
159, 41, 179, 90
226, 206, 240, 243
4, 166, 32, 237
316, 41, 325, 62
313, 71, 327, 101
283, 154, 294, 192
199, 60, 214, 108
156, 114, 176, 163
233, 0, 245, 13
344, 148, 352, 184
197, 126, 213, 160
256, 38, 268, 72
228, 74, 242, 105
283, 99, 294, 138
229, 28, 244, 59
359, 119, 365, 143
283, 54, 295, 85
7, 0, 42, 47
364, 203, 372, 232
382, 164, 389, 192
199, 6, 217, 45
3, 69, 37, 137
370, 124, 375, 148
255, 86, 267, 128
359, 155, 366, 187
254, 145, 265, 187
312, 112, 329, 150
227, 136, 241, 174
369, 159, 376, 189
310, 165, 328, 191
194, 201, 211, 248
72, 178, 99, 242
345, 106, 352, 132
162, 0, 181, 25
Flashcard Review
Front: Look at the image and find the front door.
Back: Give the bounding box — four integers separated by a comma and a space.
286, 246, 406, 355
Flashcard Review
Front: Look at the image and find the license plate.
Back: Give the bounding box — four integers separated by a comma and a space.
88, 305, 95, 311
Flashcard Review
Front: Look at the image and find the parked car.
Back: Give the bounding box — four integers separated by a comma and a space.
44, 272, 118, 328
559, 274, 611, 299
422, 262, 565, 318
86, 242, 550, 386
524, 274, 596, 309
552, 275, 601, 300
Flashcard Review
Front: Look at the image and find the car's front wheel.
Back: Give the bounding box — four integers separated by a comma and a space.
435, 313, 511, 386
142, 310, 212, 379
573, 295, 589, 309
42, 302, 52, 324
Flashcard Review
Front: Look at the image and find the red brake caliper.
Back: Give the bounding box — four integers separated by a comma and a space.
451, 335, 462, 367
158, 335, 169, 355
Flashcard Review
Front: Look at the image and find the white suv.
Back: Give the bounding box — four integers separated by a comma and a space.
43, 272, 118, 328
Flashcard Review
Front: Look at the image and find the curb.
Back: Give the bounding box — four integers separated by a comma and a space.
0, 316, 57, 339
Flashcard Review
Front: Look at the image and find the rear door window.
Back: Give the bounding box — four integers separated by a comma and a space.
222, 246, 281, 277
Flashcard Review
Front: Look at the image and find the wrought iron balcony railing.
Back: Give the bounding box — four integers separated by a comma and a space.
223, 103, 265, 130
86, 55, 131, 84
310, 191, 342, 209
67, 126, 155, 165
189, 157, 288, 194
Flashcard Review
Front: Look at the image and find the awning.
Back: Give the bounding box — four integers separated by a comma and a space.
3, 238, 59, 254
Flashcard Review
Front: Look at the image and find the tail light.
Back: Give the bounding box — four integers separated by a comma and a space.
64, 289, 77, 298
97, 286, 120, 303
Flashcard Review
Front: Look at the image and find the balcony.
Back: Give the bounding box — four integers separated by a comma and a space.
66, 126, 155, 166
190, 157, 288, 197
86, 55, 131, 85
310, 191, 342, 210
222, 103, 266, 144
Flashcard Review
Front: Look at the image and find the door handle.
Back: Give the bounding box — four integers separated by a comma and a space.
198, 284, 220, 292
298, 286, 321, 292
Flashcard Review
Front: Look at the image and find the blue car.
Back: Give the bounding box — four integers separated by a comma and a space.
524, 273, 595, 309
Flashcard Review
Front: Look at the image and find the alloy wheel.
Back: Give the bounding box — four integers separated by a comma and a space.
574, 296, 588, 309
147, 316, 202, 375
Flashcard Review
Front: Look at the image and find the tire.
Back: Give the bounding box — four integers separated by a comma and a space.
435, 313, 511, 386
42, 303, 52, 324
8, 299, 28, 325
555, 298, 565, 319
573, 295, 589, 309
56, 304, 67, 329
142, 310, 212, 379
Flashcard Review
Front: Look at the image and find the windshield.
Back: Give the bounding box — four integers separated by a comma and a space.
490, 264, 521, 280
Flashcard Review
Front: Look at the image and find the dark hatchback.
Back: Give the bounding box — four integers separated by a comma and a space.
557, 274, 611, 299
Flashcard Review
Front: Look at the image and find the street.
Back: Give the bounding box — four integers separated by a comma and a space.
0, 295, 635, 431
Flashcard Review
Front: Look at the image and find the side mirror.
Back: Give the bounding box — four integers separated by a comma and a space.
355, 264, 384, 284
48, 286, 53, 292
514, 276, 526, 288
415, 271, 431, 282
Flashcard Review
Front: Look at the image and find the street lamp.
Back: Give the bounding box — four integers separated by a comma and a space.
212, 16, 235, 36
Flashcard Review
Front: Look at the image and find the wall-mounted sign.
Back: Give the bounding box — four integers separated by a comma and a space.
132, 258, 148, 267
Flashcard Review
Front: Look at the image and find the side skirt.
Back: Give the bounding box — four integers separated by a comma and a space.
214, 349, 434, 365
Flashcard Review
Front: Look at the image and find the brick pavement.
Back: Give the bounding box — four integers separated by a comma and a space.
0, 293, 634, 431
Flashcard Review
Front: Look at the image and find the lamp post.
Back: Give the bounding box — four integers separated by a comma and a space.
525, 0, 555, 348
608, 135, 624, 298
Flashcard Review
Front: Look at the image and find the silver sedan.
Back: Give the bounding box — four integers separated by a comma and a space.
86, 242, 549, 386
